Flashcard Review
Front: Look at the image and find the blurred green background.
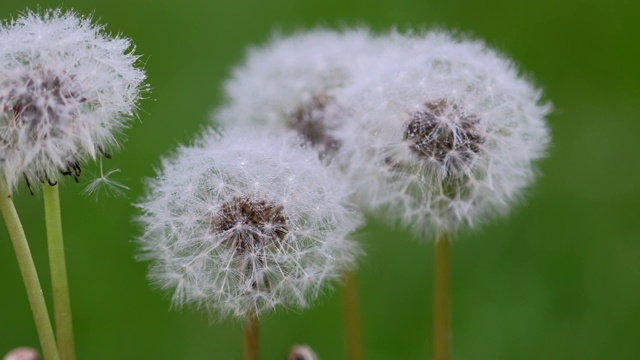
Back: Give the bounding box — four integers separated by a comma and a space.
1, 0, 638, 359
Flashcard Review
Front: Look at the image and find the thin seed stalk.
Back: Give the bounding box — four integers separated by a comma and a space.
343, 270, 364, 360
0, 182, 60, 360
433, 232, 451, 360
43, 185, 75, 360
244, 310, 260, 360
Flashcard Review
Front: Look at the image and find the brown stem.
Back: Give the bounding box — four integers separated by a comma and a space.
343, 270, 364, 360
244, 310, 259, 360
433, 232, 452, 360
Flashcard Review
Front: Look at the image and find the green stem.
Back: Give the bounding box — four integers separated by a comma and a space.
244, 310, 259, 360
433, 232, 451, 360
343, 270, 364, 360
43, 185, 75, 360
0, 182, 60, 360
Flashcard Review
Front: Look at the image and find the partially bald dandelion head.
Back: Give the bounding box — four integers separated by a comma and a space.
0, 9, 145, 191
136, 129, 361, 319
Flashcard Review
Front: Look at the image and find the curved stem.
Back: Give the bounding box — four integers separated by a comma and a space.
44, 185, 75, 360
343, 270, 364, 360
244, 310, 259, 360
433, 232, 452, 360
0, 182, 60, 360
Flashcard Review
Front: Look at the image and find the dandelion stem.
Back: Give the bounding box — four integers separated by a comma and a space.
244, 310, 260, 360
433, 232, 451, 360
0, 182, 60, 360
343, 270, 364, 360
43, 185, 75, 360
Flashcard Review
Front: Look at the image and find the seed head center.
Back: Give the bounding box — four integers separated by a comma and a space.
8, 69, 81, 128
215, 196, 288, 253
287, 93, 341, 158
403, 99, 485, 170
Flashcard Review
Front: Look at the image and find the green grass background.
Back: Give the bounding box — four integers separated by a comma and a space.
1, 0, 638, 359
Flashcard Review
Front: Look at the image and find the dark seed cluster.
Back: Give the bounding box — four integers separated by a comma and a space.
2, 69, 112, 190
7, 70, 82, 129
214, 196, 289, 253
287, 93, 341, 158
403, 99, 485, 174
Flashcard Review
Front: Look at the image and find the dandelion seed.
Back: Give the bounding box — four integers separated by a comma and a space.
82, 160, 130, 200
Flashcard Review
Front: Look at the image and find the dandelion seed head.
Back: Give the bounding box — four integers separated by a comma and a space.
136, 129, 361, 319
214, 28, 376, 160
0, 9, 145, 190
336, 31, 551, 236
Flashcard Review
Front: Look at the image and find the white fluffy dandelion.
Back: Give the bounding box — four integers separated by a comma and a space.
214, 28, 376, 160
136, 129, 361, 319
325, 31, 552, 359
336, 31, 551, 236
0, 10, 145, 190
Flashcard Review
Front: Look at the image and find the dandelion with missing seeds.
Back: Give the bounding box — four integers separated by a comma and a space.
0, 9, 145, 360
0, 10, 145, 191
136, 129, 361, 359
